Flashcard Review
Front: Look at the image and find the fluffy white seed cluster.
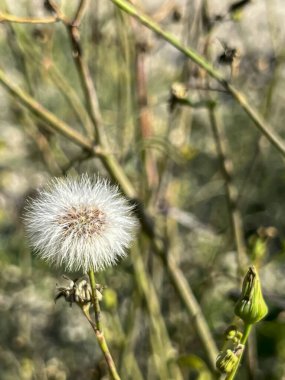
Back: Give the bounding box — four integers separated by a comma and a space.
24, 175, 138, 272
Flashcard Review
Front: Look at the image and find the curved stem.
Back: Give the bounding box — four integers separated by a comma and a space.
88, 269, 121, 380
225, 323, 253, 380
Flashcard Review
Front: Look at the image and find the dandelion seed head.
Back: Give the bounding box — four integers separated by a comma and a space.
24, 175, 138, 272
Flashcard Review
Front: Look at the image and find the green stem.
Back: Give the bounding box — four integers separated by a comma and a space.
225, 324, 253, 380
88, 269, 121, 380
109, 0, 285, 158
166, 254, 218, 369
208, 106, 247, 274
88, 269, 102, 331
132, 244, 183, 380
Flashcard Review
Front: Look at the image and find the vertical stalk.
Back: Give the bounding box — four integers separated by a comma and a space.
134, 41, 158, 193
131, 244, 183, 380
208, 106, 248, 274
88, 269, 121, 380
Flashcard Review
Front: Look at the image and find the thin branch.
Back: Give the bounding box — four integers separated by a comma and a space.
72, 0, 91, 26
0, 12, 58, 24
50, 0, 105, 143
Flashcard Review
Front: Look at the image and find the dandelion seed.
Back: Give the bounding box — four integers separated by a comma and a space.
24, 175, 138, 272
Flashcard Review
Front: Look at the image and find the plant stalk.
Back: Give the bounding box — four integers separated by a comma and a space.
225, 324, 253, 380
87, 269, 121, 380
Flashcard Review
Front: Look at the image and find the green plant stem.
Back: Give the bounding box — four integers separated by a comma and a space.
225, 324, 253, 380
166, 254, 218, 369
116, 291, 144, 380
88, 269, 102, 331
88, 269, 121, 380
109, 0, 285, 158
208, 106, 247, 274
132, 243, 183, 380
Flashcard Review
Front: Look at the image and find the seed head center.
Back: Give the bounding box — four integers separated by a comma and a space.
57, 206, 106, 237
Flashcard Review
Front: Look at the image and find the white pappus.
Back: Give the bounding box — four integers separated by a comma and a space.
24, 174, 138, 273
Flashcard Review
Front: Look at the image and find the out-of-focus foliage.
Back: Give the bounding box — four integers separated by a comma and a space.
0, 0, 285, 379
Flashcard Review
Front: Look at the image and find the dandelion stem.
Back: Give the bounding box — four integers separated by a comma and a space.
225, 324, 253, 380
88, 269, 102, 331
88, 269, 121, 380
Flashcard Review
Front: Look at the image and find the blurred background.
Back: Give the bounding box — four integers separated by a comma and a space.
0, 0, 285, 379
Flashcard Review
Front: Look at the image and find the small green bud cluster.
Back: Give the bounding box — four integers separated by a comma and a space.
216, 325, 244, 373
216, 346, 243, 374
216, 266, 268, 376
224, 325, 243, 345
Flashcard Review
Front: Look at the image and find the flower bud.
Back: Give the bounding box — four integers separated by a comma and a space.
234, 266, 268, 324
216, 349, 239, 373
224, 325, 243, 344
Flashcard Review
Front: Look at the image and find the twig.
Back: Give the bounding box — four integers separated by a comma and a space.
0, 12, 58, 24
72, 0, 91, 26
66, 7, 138, 196
63, 2, 105, 143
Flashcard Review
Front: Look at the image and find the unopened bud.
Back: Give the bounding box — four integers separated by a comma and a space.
224, 325, 243, 344
216, 349, 239, 373
235, 266, 268, 324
